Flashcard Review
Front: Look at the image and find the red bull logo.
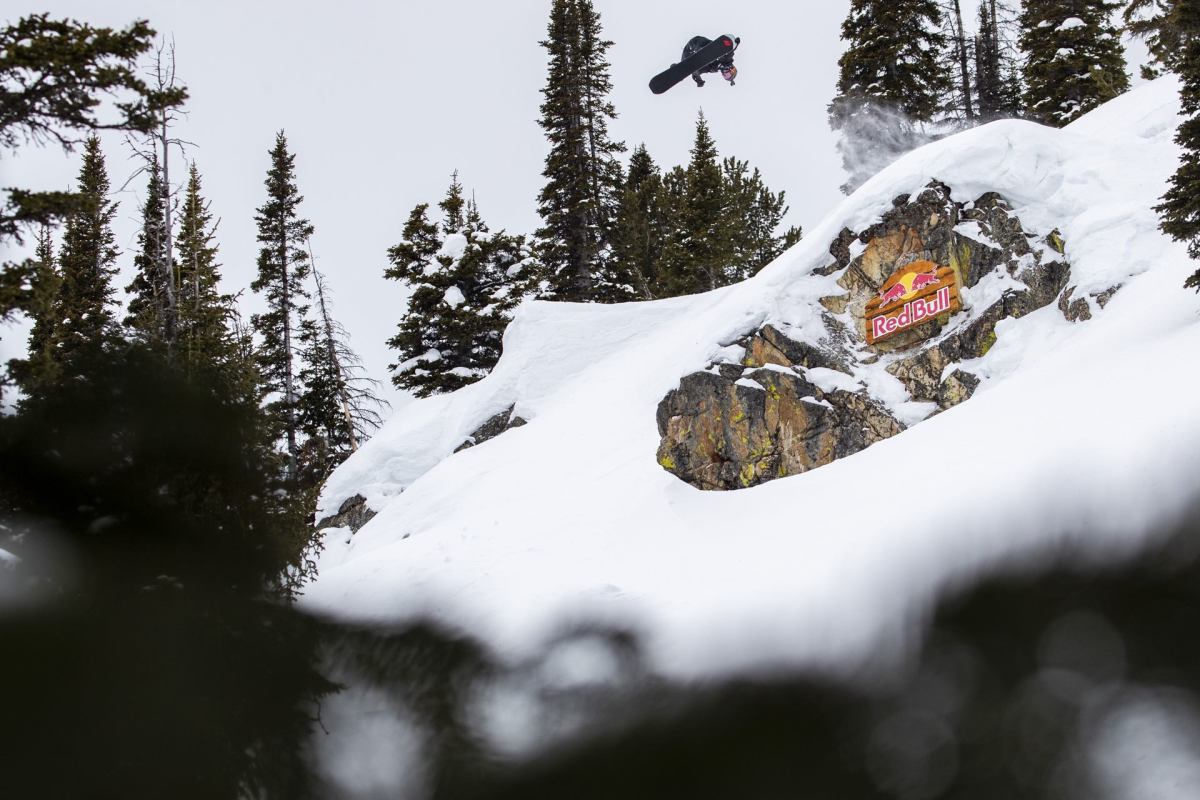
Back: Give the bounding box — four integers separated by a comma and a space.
878, 282, 907, 307
910, 268, 942, 292
865, 260, 962, 345
870, 287, 955, 341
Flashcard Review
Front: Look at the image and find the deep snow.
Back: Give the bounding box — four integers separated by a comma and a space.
306, 78, 1200, 679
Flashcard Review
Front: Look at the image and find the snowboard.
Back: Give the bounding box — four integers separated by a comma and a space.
649, 35, 738, 95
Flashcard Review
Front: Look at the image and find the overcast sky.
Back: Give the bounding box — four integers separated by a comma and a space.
1, 0, 1146, 410
1, 1, 854, 407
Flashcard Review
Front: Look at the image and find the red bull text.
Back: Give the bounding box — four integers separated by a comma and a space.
864, 261, 963, 345
870, 286, 954, 341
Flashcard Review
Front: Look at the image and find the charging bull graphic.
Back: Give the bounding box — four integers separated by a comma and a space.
877, 267, 942, 309
865, 260, 962, 345
877, 282, 908, 308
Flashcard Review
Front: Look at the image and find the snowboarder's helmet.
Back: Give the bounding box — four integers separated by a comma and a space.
721, 65, 737, 82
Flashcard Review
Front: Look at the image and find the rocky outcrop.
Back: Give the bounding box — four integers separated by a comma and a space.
1058, 284, 1122, 323
887, 254, 1069, 404
741, 324, 852, 373
820, 182, 1067, 354
657, 182, 1086, 492
315, 494, 376, 533
656, 366, 902, 491
455, 405, 528, 453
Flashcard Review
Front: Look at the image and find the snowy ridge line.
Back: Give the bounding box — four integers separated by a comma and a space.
306, 78, 1200, 678
318, 293, 703, 517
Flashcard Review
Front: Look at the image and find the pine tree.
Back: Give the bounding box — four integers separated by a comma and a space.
226, 296, 267, 415
943, 0, 977, 123
535, 0, 626, 302
721, 158, 802, 282
0, 15, 186, 247
250, 131, 313, 481
609, 144, 666, 300
975, 3, 1004, 120
8, 225, 61, 394
1158, 0, 1200, 288
47, 135, 120, 391
387, 175, 533, 397
971, 1, 1025, 120
829, 0, 952, 192
650, 117, 800, 299
1019, 0, 1129, 126
297, 267, 386, 487
1125, 0, 1189, 78
657, 113, 726, 296
124, 153, 175, 346
175, 161, 242, 384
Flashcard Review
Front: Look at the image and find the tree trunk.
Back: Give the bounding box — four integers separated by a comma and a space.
311, 249, 358, 453
954, 0, 975, 120
280, 228, 296, 480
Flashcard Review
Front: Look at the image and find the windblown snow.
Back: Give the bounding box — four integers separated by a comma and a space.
306, 79, 1200, 678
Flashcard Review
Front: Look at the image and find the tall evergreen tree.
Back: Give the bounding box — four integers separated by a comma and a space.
175, 161, 242, 384
124, 153, 175, 346
7, 225, 61, 394
386, 174, 533, 397
1019, 0, 1129, 127
972, 1, 1025, 121
45, 135, 120, 392
1158, 0, 1200, 288
829, 0, 952, 192
721, 158, 802, 282
657, 113, 726, 296
609, 144, 667, 300
0, 15, 186, 248
0, 16, 186, 380
251, 131, 312, 481
976, 3, 1003, 120
1125, 0, 1189, 78
943, 0, 977, 122
655, 114, 800, 297
535, 0, 626, 302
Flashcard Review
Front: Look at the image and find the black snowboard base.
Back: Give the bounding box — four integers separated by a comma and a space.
649, 35, 738, 95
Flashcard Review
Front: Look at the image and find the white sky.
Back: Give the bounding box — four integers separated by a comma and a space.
0, 0, 850, 405
0, 1, 1148, 408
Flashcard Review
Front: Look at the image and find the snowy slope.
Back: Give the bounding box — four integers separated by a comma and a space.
306, 78, 1200, 678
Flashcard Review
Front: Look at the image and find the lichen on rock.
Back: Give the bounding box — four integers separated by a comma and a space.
655, 360, 901, 491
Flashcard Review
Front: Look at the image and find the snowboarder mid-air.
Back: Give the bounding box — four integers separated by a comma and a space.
682, 35, 737, 87
648, 34, 739, 95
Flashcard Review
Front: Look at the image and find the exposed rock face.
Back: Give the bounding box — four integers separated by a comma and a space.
887, 256, 1069, 404
315, 494, 376, 533
455, 405, 528, 453
657, 181, 1091, 492
1058, 284, 1122, 323
656, 367, 902, 491
742, 324, 852, 373
820, 182, 1066, 354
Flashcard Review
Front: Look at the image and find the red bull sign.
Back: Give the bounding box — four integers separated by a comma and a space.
865, 260, 962, 345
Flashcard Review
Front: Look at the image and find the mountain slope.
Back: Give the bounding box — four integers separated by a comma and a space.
305, 78, 1200, 678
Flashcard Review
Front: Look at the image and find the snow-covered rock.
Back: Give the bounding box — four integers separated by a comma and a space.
307, 78, 1200, 680
654, 181, 1075, 491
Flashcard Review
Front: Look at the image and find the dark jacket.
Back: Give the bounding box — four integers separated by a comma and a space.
681, 36, 735, 75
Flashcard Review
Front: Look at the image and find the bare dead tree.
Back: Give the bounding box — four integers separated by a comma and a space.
121, 36, 193, 348
308, 241, 387, 451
